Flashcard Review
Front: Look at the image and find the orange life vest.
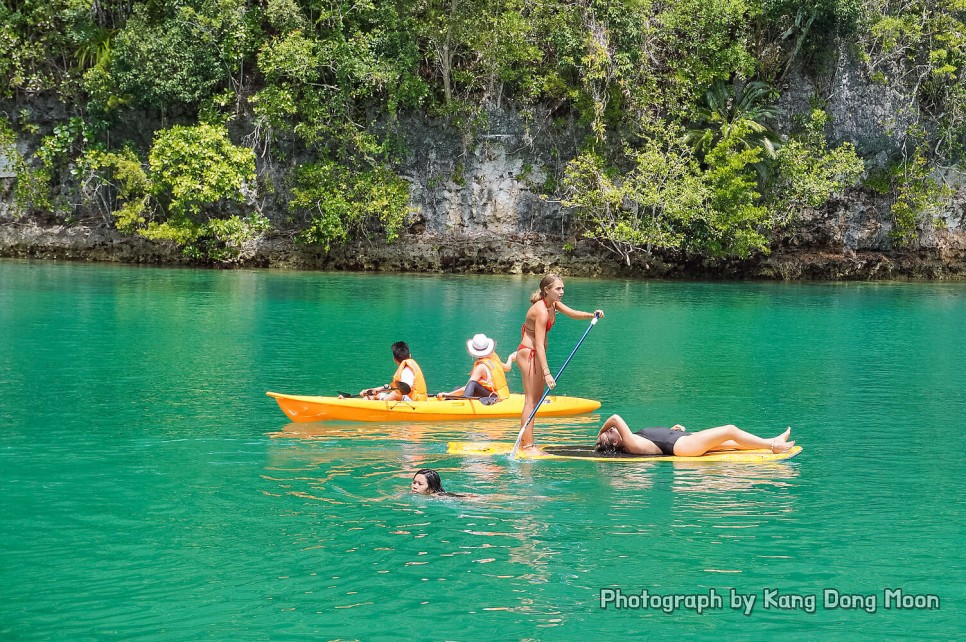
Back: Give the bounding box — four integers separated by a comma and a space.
472, 353, 510, 399
393, 358, 427, 401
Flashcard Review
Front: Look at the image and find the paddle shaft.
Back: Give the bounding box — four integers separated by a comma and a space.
509, 314, 600, 459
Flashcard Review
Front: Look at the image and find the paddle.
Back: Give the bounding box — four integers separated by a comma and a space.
435, 393, 503, 405
509, 313, 601, 460
338, 381, 412, 398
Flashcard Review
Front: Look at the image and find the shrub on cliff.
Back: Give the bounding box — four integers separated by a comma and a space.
289, 161, 412, 251
78, 123, 266, 261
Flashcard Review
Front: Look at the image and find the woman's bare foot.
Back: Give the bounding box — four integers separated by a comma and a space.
770, 438, 795, 453
768, 428, 793, 453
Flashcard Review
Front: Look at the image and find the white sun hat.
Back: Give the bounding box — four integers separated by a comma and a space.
466, 333, 496, 358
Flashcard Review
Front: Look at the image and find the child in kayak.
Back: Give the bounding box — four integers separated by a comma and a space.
359, 341, 428, 401
436, 333, 516, 400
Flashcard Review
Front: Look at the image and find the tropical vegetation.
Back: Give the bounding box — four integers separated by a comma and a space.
0, 0, 962, 262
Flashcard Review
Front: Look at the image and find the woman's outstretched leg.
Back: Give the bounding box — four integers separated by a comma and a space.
674, 426, 793, 457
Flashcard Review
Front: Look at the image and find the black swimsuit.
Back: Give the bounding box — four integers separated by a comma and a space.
635, 427, 690, 456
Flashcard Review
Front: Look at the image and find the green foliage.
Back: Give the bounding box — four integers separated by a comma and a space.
177, 213, 272, 262
148, 123, 255, 218
768, 109, 865, 222
563, 122, 777, 263
110, 0, 254, 112
0, 0, 107, 97
76, 123, 265, 261
2, 0, 963, 264
655, 0, 759, 114
0, 118, 14, 148
562, 141, 703, 264
888, 147, 953, 245
9, 116, 93, 217
13, 163, 54, 216
751, 0, 862, 81
36, 117, 91, 171
251, 0, 428, 154
858, 0, 966, 158
290, 161, 411, 251
137, 209, 271, 262
264, 0, 307, 33
452, 162, 466, 187
685, 79, 781, 172
78, 147, 152, 230
698, 131, 771, 257
0, 119, 33, 217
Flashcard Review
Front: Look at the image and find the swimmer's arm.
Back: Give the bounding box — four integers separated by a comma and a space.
671, 424, 687, 431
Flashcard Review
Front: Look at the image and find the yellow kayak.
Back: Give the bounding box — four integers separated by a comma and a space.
447, 441, 803, 463
266, 392, 601, 423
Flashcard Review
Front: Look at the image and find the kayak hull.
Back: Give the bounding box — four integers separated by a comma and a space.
266, 392, 601, 423
447, 441, 803, 463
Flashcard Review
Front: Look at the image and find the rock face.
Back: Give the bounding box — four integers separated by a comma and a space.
2, 52, 966, 279
401, 109, 575, 239
3, 217, 965, 280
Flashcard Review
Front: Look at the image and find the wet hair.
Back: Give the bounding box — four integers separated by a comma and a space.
391, 341, 411, 362
595, 438, 618, 454
595, 431, 621, 454
414, 468, 444, 493
530, 273, 563, 304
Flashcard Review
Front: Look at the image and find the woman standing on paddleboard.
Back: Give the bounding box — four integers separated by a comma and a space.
515, 274, 604, 452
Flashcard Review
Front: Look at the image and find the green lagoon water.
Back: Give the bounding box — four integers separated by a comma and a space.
0, 260, 963, 640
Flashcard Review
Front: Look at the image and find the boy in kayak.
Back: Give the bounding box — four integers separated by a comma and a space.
360, 341, 428, 401
436, 333, 516, 400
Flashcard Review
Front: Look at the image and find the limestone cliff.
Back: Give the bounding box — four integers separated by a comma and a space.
2, 50, 965, 280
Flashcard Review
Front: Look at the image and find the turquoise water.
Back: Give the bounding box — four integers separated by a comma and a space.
0, 260, 963, 640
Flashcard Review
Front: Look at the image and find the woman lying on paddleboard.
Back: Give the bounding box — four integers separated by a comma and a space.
595, 415, 795, 456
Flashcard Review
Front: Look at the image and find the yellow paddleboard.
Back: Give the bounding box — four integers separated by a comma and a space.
447, 442, 803, 463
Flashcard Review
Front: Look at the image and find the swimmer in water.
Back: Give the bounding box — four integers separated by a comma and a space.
410, 469, 466, 497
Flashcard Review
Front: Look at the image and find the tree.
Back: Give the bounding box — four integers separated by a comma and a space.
685, 79, 782, 172
564, 122, 777, 264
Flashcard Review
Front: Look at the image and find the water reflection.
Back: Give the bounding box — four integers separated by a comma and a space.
268, 414, 601, 442
668, 464, 801, 544
672, 461, 800, 493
